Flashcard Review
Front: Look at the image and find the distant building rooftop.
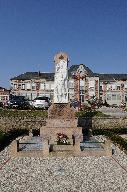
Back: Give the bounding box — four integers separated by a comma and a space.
68, 64, 94, 77
10, 65, 127, 81
95, 73, 127, 81
0, 87, 9, 91
10, 72, 55, 81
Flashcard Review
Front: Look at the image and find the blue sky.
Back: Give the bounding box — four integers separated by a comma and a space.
0, 0, 127, 88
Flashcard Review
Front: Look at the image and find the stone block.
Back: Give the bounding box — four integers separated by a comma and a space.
53, 144, 73, 152
43, 139, 49, 156
48, 103, 76, 119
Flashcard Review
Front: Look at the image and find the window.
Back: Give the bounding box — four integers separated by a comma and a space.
45, 83, 49, 90
26, 83, 31, 90
121, 84, 124, 89
125, 84, 127, 91
117, 86, 120, 90
80, 86, 84, 90
36, 83, 40, 90
80, 90, 84, 94
117, 94, 121, 100
31, 93, 37, 100
1, 96, 5, 100
125, 95, 127, 102
107, 94, 111, 100
112, 84, 116, 90
80, 80, 84, 86
26, 93, 31, 100
18, 84, 21, 89
69, 89, 74, 94
89, 81, 94, 88
50, 94, 53, 101
69, 81, 74, 88
100, 86, 102, 91
32, 83, 36, 90
51, 83, 54, 90
14, 84, 17, 90
112, 94, 116, 100
40, 83, 45, 90
21, 84, 25, 90
80, 95, 84, 103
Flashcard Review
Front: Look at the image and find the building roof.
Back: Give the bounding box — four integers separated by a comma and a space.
0, 87, 9, 91
10, 72, 55, 81
10, 64, 94, 81
68, 64, 94, 77
95, 73, 127, 81
10, 65, 127, 82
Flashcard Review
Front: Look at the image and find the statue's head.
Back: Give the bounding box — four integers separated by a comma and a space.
54, 52, 69, 64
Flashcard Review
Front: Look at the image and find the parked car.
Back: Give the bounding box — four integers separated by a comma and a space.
31, 96, 51, 109
7, 96, 30, 109
0, 101, 3, 108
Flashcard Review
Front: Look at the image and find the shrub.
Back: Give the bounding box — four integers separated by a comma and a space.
0, 129, 29, 151
76, 110, 109, 118
0, 109, 48, 118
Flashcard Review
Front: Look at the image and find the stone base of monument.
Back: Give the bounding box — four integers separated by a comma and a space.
48, 103, 76, 119
53, 144, 73, 152
40, 103, 83, 157
40, 123, 83, 156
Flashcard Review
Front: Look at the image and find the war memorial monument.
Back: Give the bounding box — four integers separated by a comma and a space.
9, 52, 111, 157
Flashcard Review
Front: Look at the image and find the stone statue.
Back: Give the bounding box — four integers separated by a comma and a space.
54, 52, 69, 103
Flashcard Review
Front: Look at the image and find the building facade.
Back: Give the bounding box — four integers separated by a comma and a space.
0, 87, 10, 104
10, 64, 127, 106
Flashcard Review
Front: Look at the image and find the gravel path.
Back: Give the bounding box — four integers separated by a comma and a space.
0, 141, 127, 192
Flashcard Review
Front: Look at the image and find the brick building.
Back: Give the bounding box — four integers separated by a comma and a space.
10, 64, 127, 106
0, 87, 10, 104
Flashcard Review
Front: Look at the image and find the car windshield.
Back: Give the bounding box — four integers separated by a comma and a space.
10, 96, 27, 101
34, 97, 50, 101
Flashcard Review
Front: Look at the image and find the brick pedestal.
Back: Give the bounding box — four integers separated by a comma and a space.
40, 103, 83, 156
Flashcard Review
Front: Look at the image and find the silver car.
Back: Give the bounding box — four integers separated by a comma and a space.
32, 97, 50, 109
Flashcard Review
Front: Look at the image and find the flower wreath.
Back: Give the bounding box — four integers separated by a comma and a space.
56, 133, 70, 145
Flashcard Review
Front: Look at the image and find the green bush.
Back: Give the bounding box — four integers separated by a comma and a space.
93, 128, 127, 135
0, 129, 29, 151
0, 109, 48, 118
76, 110, 109, 118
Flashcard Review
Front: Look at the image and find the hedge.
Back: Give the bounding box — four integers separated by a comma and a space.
76, 110, 109, 118
0, 109, 48, 118
0, 129, 29, 151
